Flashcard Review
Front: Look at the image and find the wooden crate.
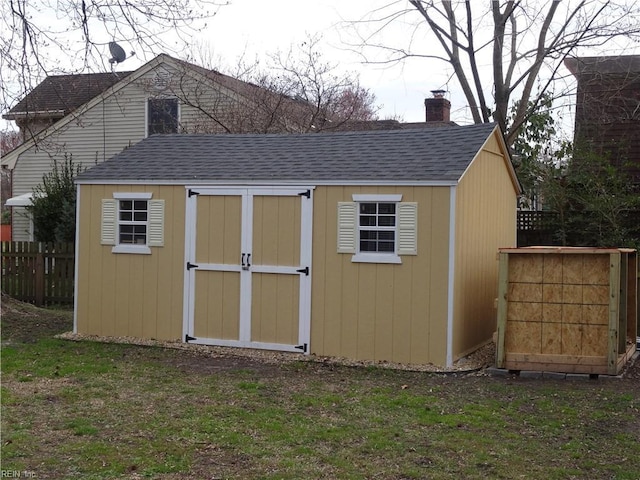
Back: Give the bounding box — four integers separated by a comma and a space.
496, 247, 637, 375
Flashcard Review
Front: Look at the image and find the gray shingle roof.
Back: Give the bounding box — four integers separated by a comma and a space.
77, 123, 500, 184
4, 72, 134, 118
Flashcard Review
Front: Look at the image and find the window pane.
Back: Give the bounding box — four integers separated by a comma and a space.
120, 200, 132, 210
378, 216, 395, 227
133, 200, 147, 210
133, 212, 147, 222
379, 231, 394, 241
378, 203, 396, 214
359, 215, 377, 227
120, 211, 132, 221
378, 241, 395, 252
360, 203, 376, 214
360, 240, 377, 252
360, 230, 377, 240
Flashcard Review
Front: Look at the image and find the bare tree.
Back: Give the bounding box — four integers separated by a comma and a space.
1, 0, 227, 115
347, 1, 640, 146
164, 37, 380, 134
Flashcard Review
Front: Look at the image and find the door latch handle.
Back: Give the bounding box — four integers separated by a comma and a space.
246, 253, 251, 267
241, 253, 245, 267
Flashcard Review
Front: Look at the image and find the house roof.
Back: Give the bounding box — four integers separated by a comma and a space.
3, 71, 134, 119
565, 55, 640, 77
77, 122, 505, 185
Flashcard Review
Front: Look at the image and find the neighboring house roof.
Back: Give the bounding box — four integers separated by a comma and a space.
565, 55, 640, 76
3, 71, 134, 120
77, 122, 513, 186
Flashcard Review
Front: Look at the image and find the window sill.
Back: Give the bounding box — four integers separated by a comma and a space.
111, 245, 151, 255
351, 253, 401, 264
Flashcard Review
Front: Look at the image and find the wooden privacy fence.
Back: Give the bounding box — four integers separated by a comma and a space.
1, 241, 75, 306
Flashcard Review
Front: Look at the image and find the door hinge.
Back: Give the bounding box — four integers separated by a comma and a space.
296, 266, 309, 276
188, 189, 200, 197
187, 261, 199, 270
185, 334, 196, 342
294, 343, 308, 353
298, 189, 311, 199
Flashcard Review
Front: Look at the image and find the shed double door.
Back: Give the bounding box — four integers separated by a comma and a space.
184, 187, 313, 353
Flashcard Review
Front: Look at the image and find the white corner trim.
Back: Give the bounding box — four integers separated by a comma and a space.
113, 192, 153, 200
446, 186, 457, 368
351, 253, 402, 264
352, 194, 402, 202
112, 244, 152, 255
73, 185, 81, 334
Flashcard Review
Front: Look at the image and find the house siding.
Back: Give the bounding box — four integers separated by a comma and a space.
9, 64, 241, 240
452, 131, 518, 359
310, 185, 452, 366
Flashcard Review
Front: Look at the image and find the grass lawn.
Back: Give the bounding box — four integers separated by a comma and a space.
1, 296, 639, 479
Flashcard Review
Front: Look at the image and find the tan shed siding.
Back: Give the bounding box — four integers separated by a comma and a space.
311, 185, 451, 366
76, 184, 185, 340
452, 131, 518, 359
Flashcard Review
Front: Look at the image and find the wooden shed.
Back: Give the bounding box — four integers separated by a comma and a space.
74, 123, 520, 367
496, 247, 638, 375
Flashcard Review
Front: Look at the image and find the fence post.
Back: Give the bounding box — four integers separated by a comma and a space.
35, 252, 44, 306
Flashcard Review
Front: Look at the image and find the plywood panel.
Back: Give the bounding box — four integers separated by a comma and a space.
505, 321, 541, 353
563, 255, 584, 284
508, 283, 543, 302
561, 324, 582, 356
507, 302, 542, 322
497, 248, 636, 374
542, 255, 563, 284
583, 255, 610, 285
541, 323, 562, 354
510, 255, 543, 283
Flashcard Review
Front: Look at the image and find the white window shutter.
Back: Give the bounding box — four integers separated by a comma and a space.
397, 202, 418, 255
101, 199, 117, 245
148, 200, 165, 247
337, 202, 357, 253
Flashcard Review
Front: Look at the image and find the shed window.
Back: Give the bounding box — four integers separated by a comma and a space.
359, 202, 396, 253
337, 194, 417, 264
147, 98, 178, 135
119, 200, 148, 245
101, 193, 164, 254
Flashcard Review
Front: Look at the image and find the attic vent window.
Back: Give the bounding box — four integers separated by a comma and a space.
147, 98, 178, 135
153, 72, 171, 91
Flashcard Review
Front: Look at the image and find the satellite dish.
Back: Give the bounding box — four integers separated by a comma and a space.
108, 41, 127, 64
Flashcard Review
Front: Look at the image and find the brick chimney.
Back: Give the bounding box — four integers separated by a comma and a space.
424, 90, 451, 123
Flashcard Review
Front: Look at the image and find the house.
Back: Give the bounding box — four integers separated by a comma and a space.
2, 54, 456, 241
73, 122, 520, 367
565, 55, 640, 187
0, 54, 331, 240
